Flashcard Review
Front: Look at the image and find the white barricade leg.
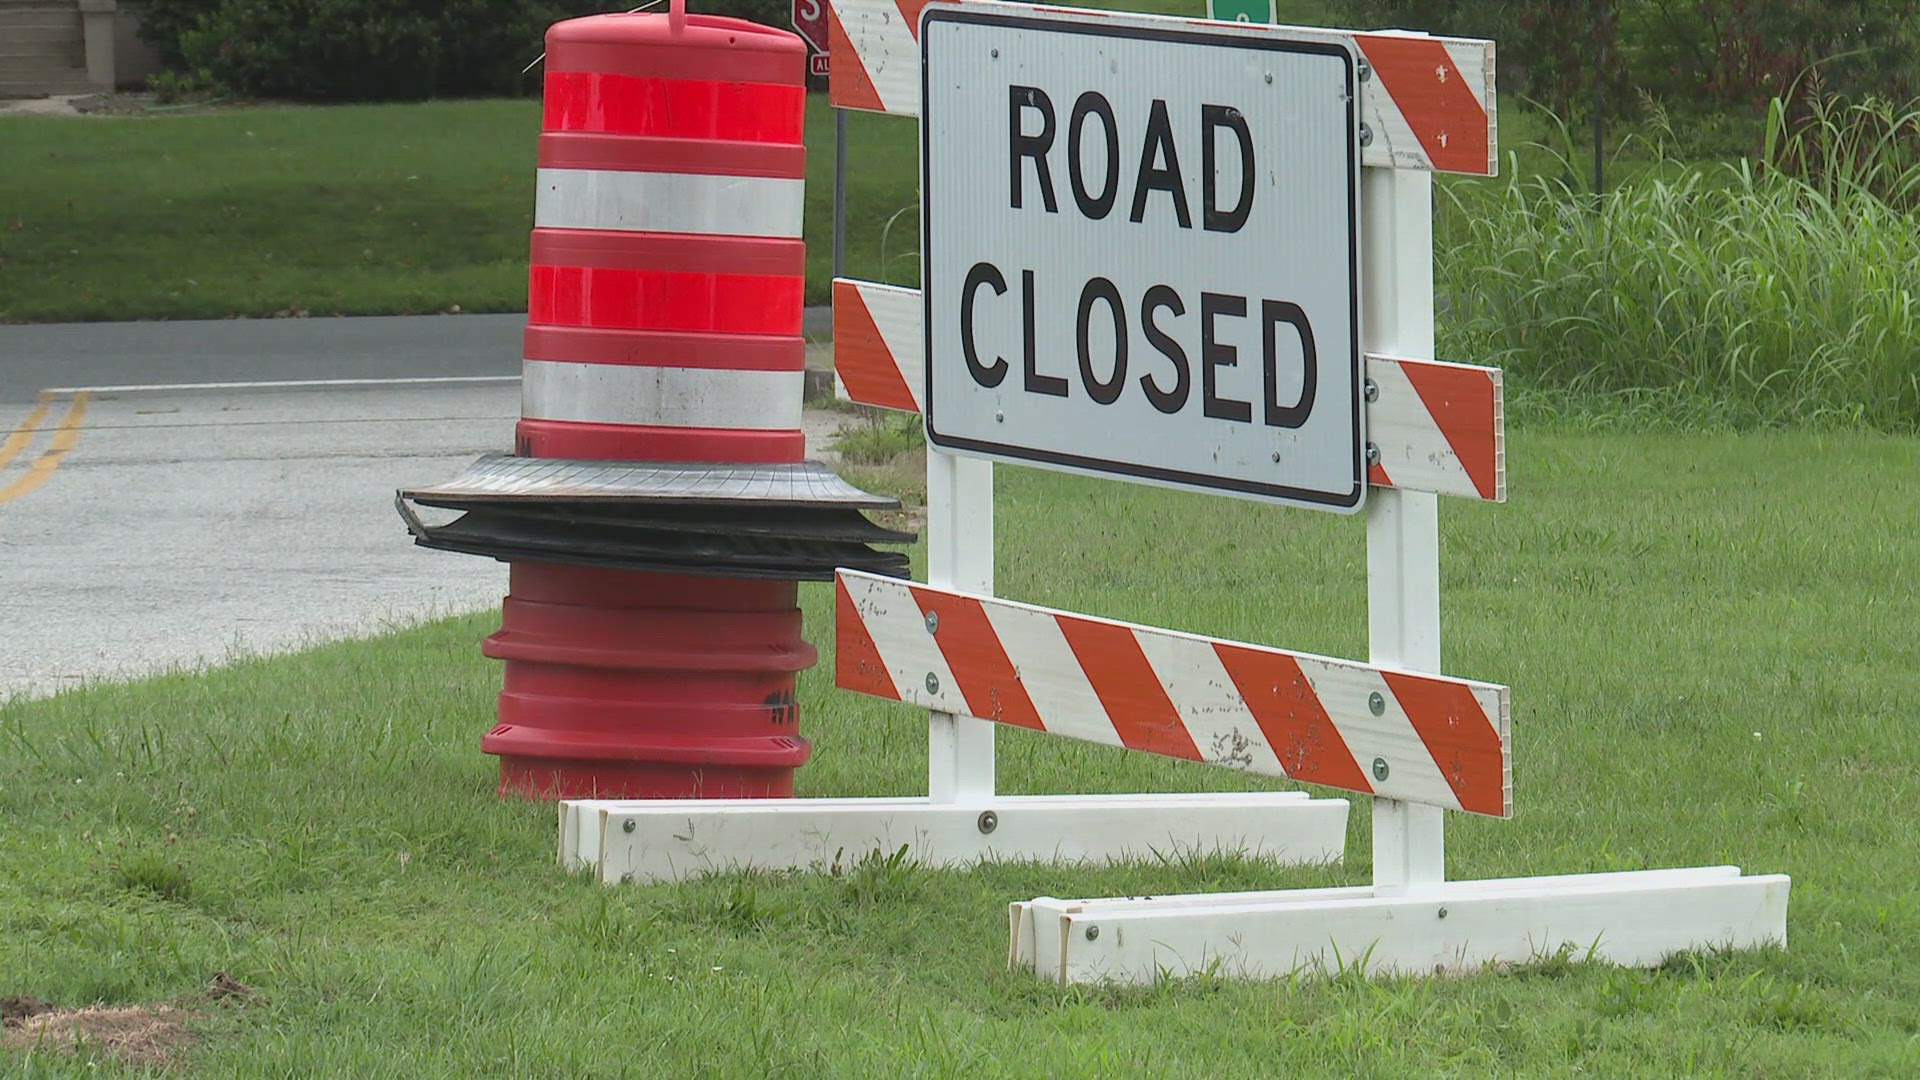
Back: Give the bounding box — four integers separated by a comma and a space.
1010, 869, 1790, 984
565, 792, 1347, 883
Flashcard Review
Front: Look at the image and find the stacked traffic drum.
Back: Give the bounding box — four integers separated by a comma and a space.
398, 3, 912, 800
520, 5, 809, 465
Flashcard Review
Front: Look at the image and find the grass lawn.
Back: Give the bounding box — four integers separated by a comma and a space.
0, 100, 541, 323
0, 0, 1650, 325
4, 424, 1918, 1074
0, 92, 958, 322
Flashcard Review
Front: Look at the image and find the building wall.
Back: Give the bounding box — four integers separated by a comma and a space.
0, 1, 90, 96
0, 0, 164, 97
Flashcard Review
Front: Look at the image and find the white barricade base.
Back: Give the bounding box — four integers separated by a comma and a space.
1010, 866, 1791, 985
559, 791, 1349, 884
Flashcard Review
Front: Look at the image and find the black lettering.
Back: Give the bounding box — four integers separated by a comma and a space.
1262, 299, 1316, 428
1201, 292, 1251, 422
1067, 92, 1120, 220
1022, 269, 1068, 396
961, 262, 1009, 388
1076, 277, 1127, 405
1202, 105, 1255, 233
1128, 99, 1192, 227
1009, 86, 1058, 212
1138, 285, 1189, 414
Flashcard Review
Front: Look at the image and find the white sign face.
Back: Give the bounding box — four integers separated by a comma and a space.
921, 7, 1363, 510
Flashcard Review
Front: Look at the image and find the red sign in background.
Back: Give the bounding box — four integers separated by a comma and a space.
792, 0, 830, 75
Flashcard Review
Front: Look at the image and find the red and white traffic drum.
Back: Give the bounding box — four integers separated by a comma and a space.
520, 8, 809, 464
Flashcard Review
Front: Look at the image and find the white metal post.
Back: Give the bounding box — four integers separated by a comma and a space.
926, 448, 996, 801
1363, 166, 1446, 893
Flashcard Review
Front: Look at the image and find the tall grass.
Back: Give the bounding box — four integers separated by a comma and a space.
1763, 91, 1920, 211
1439, 99, 1920, 432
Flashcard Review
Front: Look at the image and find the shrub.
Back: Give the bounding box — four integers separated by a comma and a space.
1332, 0, 1632, 120
128, 0, 801, 101
127, 0, 219, 67
1637, 0, 1920, 116
1334, 0, 1920, 124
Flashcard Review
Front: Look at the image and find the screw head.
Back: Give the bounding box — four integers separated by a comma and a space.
1264, 72, 1273, 84
977, 810, 998, 834
925, 671, 941, 695
1364, 378, 1379, 403
621, 818, 637, 834
924, 611, 940, 634
995, 411, 1005, 423
1357, 57, 1373, 82
1271, 451, 1282, 463
1437, 906, 1449, 920
1084, 925, 1099, 941
1359, 123, 1374, 147
990, 48, 999, 59
1372, 757, 1390, 781
1366, 443, 1381, 467
1368, 691, 1385, 715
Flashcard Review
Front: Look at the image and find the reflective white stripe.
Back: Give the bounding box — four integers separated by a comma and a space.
980, 598, 1122, 749
534, 168, 804, 237
1367, 354, 1480, 501
521, 360, 802, 429
1133, 632, 1286, 775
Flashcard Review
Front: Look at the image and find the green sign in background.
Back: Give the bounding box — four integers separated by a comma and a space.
1206, 0, 1276, 22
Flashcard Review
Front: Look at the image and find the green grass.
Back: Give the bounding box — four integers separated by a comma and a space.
17, 11, 1905, 435
5, 425, 1920, 1075
0, 100, 542, 322
0, 0, 1335, 324
0, 90, 1743, 321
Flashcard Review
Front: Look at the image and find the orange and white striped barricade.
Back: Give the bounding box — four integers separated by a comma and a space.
569, 4, 1788, 978
822, 0, 1782, 983
553, 1, 1356, 878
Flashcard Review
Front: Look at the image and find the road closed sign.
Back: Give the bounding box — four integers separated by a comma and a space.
920, 6, 1363, 511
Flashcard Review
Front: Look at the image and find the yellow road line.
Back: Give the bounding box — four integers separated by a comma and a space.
0, 393, 52, 471
0, 391, 91, 505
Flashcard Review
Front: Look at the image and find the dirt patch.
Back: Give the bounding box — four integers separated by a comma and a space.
2, 975, 254, 1069
1, 996, 53, 1024
71, 93, 161, 116
3, 1005, 194, 1068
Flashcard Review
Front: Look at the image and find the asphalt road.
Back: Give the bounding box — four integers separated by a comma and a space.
0, 314, 524, 405
0, 383, 517, 700
0, 314, 846, 700
0, 308, 833, 405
